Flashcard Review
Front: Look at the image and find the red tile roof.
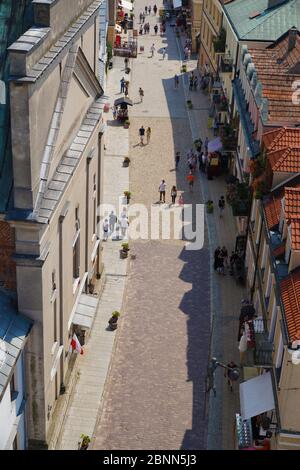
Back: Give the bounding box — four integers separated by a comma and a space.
280, 268, 300, 341
290, 219, 300, 250
264, 193, 282, 229
268, 147, 300, 173
263, 128, 300, 151
249, 35, 300, 126
285, 187, 300, 220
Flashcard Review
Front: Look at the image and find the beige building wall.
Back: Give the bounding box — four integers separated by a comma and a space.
8, 0, 105, 448
191, 0, 203, 53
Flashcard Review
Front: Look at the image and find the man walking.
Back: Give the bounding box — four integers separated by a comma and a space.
146, 127, 151, 144
139, 125, 145, 145
154, 24, 158, 35
150, 43, 155, 57
162, 47, 167, 59
120, 77, 125, 93
103, 219, 109, 241
218, 195, 225, 217
159, 180, 166, 203
139, 87, 144, 102
109, 211, 117, 234
174, 74, 179, 89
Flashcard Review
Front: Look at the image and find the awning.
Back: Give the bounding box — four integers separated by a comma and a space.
114, 97, 133, 106
72, 293, 98, 329
120, 0, 133, 11
240, 372, 275, 420
208, 137, 223, 153
173, 0, 182, 8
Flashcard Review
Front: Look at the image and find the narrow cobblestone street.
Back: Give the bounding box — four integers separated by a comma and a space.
93, 0, 245, 450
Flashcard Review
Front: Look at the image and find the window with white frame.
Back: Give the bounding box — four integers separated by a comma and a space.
73, 208, 80, 280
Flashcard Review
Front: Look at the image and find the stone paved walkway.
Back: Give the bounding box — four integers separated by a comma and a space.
55, 58, 130, 450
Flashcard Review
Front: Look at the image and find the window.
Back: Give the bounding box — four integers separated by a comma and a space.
73, 208, 80, 280
10, 373, 17, 401
53, 299, 57, 343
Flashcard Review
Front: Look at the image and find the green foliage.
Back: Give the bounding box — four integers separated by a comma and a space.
213, 28, 226, 53
107, 42, 113, 62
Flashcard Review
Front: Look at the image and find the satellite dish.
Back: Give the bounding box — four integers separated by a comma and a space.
292, 350, 300, 365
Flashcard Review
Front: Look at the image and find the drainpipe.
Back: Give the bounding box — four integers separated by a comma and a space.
85, 148, 95, 291
58, 201, 70, 393
96, 133, 103, 278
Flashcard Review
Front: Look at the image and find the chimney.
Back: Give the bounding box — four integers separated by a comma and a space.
288, 27, 298, 52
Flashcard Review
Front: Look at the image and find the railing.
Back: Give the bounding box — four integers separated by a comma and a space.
114, 40, 137, 58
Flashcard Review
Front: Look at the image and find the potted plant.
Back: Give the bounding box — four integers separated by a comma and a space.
206, 200, 214, 213
78, 434, 91, 450
124, 190, 131, 203
124, 120, 130, 129
108, 311, 120, 330
186, 100, 193, 109
120, 242, 130, 259
123, 156, 130, 167
181, 64, 187, 73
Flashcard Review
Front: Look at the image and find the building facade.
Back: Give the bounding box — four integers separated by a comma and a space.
198, 0, 223, 75
7, 0, 106, 448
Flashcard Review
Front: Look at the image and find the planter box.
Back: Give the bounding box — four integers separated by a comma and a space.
120, 250, 128, 259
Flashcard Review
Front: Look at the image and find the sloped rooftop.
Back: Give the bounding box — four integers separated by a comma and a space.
224, 0, 300, 41
280, 267, 300, 341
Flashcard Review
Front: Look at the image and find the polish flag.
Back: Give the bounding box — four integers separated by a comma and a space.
71, 333, 83, 355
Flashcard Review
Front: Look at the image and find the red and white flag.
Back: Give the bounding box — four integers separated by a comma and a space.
70, 333, 83, 355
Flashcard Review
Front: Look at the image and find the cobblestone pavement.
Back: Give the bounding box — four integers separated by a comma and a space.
93, 0, 245, 450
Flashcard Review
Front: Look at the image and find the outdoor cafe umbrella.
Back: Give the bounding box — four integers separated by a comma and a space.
114, 97, 133, 107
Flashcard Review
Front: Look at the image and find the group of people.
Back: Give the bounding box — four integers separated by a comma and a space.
214, 246, 229, 275
138, 125, 151, 145
139, 22, 151, 34
103, 209, 129, 241
158, 180, 183, 205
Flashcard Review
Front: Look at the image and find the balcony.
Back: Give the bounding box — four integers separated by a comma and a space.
244, 318, 273, 367
220, 55, 233, 74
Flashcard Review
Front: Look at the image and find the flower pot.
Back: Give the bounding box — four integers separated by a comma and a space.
124, 123, 129, 129
120, 249, 128, 259
123, 160, 129, 167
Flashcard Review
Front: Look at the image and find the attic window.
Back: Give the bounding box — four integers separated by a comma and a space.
249, 11, 261, 19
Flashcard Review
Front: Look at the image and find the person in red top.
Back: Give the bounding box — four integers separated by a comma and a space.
187, 171, 195, 192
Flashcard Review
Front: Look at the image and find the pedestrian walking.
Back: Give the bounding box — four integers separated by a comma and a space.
218, 195, 225, 217
187, 48, 191, 60
162, 47, 167, 59
139, 25, 143, 35
139, 12, 143, 23
146, 126, 151, 144
148, 5, 151, 14
144, 23, 147, 34
139, 87, 144, 102
193, 76, 198, 90
139, 125, 145, 145
150, 43, 155, 57
174, 73, 179, 89
153, 4, 157, 15
224, 361, 238, 392
103, 219, 109, 241
109, 211, 117, 233
120, 216, 129, 238
142, 12, 145, 23
221, 246, 229, 269
214, 246, 221, 271
154, 24, 158, 35
178, 193, 184, 206
189, 75, 194, 91
146, 22, 150, 34
124, 82, 129, 97
159, 180, 166, 203
145, 5, 148, 14
175, 151, 180, 169
187, 171, 195, 192
204, 136, 209, 153
216, 252, 225, 274
124, 57, 129, 69
171, 186, 177, 205
120, 76, 125, 93
184, 46, 189, 60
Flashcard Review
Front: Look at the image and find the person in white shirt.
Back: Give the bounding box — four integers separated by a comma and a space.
159, 180, 166, 203
120, 217, 129, 238
103, 219, 109, 241
150, 44, 155, 57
